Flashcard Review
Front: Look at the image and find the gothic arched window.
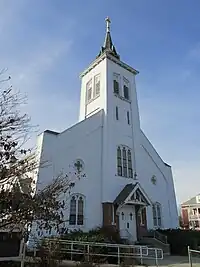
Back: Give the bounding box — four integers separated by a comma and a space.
69, 196, 76, 225
69, 195, 85, 226
113, 73, 120, 95
77, 197, 84, 225
86, 79, 92, 103
128, 150, 133, 178
117, 146, 133, 178
152, 202, 162, 228
94, 74, 100, 97
117, 146, 122, 176
123, 78, 129, 100
122, 147, 127, 177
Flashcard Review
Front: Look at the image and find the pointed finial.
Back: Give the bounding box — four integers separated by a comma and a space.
105, 17, 111, 33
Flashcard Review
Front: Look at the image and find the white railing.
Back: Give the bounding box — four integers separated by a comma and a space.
188, 246, 200, 267
0, 238, 163, 266
40, 238, 163, 266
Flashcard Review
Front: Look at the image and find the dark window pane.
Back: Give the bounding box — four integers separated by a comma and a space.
78, 197, 84, 215
117, 147, 122, 176
117, 157, 122, 166
123, 148, 127, 177
70, 197, 76, 214
69, 215, 76, 225
123, 167, 127, 177
118, 166, 122, 176
128, 168, 133, 178
124, 85, 129, 100
114, 80, 119, 94
77, 215, 84, 225
117, 147, 121, 158
116, 106, 119, 120
127, 111, 130, 124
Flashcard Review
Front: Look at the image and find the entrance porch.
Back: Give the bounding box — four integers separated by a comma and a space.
102, 182, 151, 243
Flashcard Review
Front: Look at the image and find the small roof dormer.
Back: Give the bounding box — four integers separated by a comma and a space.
97, 17, 120, 60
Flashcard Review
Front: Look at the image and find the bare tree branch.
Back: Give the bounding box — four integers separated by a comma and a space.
0, 70, 73, 236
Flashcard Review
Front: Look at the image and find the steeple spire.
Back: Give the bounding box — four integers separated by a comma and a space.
97, 17, 120, 60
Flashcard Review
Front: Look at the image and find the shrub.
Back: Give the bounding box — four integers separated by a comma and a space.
61, 226, 121, 244
58, 226, 122, 264
158, 229, 200, 255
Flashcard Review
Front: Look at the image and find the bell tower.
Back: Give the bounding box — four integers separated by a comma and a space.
79, 18, 142, 201
79, 17, 120, 122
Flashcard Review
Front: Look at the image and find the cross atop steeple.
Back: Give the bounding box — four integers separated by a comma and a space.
105, 17, 111, 33
97, 17, 120, 60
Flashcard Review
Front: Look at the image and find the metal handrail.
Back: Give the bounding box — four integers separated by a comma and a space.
145, 230, 168, 244
0, 238, 163, 266
41, 238, 163, 266
188, 246, 200, 267
154, 230, 168, 244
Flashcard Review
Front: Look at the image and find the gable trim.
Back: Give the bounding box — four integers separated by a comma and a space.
124, 183, 152, 206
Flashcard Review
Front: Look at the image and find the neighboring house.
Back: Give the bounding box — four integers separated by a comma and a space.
181, 194, 200, 229
32, 18, 179, 244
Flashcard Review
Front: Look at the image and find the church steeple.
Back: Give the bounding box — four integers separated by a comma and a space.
97, 17, 120, 60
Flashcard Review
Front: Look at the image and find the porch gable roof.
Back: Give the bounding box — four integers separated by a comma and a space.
113, 182, 152, 206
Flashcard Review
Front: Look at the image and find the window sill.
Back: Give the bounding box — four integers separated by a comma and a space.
114, 93, 131, 103
86, 94, 100, 105
115, 174, 134, 179
68, 224, 85, 228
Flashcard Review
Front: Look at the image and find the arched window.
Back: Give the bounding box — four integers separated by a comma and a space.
122, 147, 127, 177
69, 196, 76, 225
130, 213, 133, 221
117, 146, 133, 178
128, 150, 133, 178
117, 147, 122, 176
69, 195, 85, 226
123, 78, 129, 100
113, 74, 120, 95
152, 203, 162, 228
77, 197, 84, 225
121, 212, 124, 220
86, 79, 92, 103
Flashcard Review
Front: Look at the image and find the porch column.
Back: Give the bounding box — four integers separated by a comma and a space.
102, 203, 119, 230
135, 206, 147, 240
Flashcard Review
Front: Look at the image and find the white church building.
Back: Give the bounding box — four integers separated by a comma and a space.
35, 18, 178, 242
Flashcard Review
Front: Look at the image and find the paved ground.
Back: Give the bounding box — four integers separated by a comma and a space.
59, 256, 200, 266
7, 255, 200, 266
144, 255, 200, 266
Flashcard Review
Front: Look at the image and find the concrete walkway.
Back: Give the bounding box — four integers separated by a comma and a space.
145, 255, 200, 266
59, 256, 200, 267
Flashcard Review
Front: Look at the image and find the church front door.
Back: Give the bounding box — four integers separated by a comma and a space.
119, 205, 137, 242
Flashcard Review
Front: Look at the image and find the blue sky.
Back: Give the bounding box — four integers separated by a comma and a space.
0, 0, 200, 204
